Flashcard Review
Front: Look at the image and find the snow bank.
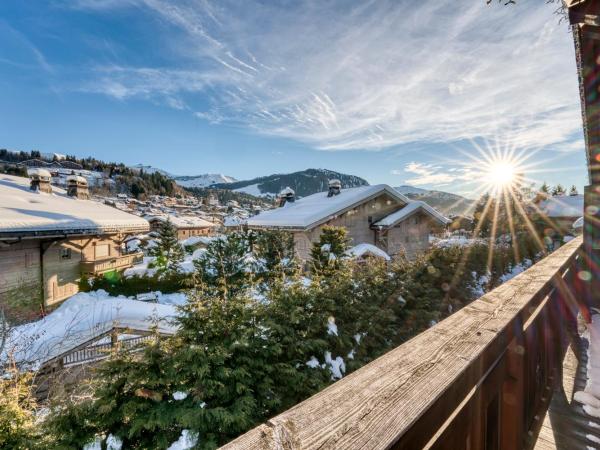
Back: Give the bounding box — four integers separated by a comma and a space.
123, 256, 157, 278
3, 290, 178, 366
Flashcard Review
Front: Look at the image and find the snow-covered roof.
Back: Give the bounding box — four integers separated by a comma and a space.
537, 195, 584, 218
346, 243, 391, 261
224, 215, 247, 227
0, 174, 149, 237
247, 185, 409, 230
27, 168, 51, 178
66, 174, 88, 184
146, 214, 216, 229
3, 290, 179, 366
180, 235, 215, 246
373, 200, 450, 228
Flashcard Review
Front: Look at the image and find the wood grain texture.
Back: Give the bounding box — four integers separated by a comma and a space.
222, 237, 583, 450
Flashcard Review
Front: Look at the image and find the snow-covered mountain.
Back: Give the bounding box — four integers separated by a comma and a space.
129, 164, 173, 177
395, 185, 474, 216
394, 185, 429, 195
174, 174, 237, 188
213, 169, 368, 198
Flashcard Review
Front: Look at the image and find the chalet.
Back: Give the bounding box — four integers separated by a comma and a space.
246, 181, 449, 261
532, 194, 584, 248
0, 173, 149, 322
146, 214, 217, 240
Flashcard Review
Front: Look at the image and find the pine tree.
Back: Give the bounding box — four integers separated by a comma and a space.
194, 231, 254, 299
150, 219, 184, 275
170, 291, 282, 448
310, 226, 351, 275
551, 184, 566, 196
569, 185, 579, 196
253, 229, 297, 286
46, 331, 183, 449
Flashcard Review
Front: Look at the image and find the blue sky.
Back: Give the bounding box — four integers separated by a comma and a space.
0, 0, 588, 196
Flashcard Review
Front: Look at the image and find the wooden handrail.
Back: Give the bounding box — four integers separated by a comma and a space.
222, 237, 584, 450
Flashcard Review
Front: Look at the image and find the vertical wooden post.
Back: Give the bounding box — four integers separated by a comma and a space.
500, 333, 525, 450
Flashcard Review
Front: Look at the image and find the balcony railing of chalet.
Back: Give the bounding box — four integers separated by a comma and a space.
222, 237, 585, 450
80, 251, 144, 275
61, 334, 152, 367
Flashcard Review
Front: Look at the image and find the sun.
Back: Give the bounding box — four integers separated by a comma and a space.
480, 156, 522, 195
488, 161, 516, 187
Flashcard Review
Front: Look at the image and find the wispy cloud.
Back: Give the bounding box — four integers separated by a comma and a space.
0, 20, 54, 74
394, 162, 476, 186
73, 0, 582, 152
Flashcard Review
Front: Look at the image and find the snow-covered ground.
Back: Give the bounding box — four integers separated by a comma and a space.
3, 290, 183, 367
123, 248, 207, 278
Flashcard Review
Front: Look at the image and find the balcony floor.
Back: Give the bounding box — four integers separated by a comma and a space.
534, 317, 600, 450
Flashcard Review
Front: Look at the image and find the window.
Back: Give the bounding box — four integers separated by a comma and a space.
60, 248, 72, 260
95, 244, 109, 259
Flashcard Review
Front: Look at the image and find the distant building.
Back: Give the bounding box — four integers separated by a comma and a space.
247, 181, 449, 261
146, 214, 217, 240
0, 174, 149, 322
532, 194, 584, 247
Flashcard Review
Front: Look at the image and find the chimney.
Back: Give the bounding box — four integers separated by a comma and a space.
67, 175, 90, 200
278, 187, 295, 207
27, 168, 52, 193
327, 179, 342, 197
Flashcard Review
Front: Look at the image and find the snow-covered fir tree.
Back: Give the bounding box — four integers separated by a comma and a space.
310, 226, 351, 275
194, 231, 254, 298
150, 219, 185, 275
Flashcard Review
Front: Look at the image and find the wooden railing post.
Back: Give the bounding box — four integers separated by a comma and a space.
500, 329, 525, 450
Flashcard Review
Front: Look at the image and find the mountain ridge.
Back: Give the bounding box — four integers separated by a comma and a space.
209, 168, 368, 198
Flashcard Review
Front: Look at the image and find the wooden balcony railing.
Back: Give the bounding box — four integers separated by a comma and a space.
80, 252, 144, 275
222, 237, 585, 450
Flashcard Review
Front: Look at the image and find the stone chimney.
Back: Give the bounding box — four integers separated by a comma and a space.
66, 175, 90, 200
327, 179, 342, 197
27, 168, 52, 193
278, 186, 295, 207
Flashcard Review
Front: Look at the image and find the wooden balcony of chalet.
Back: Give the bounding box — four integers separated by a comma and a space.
223, 237, 596, 450
220, 2, 600, 449
80, 251, 143, 275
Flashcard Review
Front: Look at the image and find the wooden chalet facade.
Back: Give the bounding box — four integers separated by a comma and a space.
146, 214, 217, 240
0, 174, 149, 322
247, 183, 449, 261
